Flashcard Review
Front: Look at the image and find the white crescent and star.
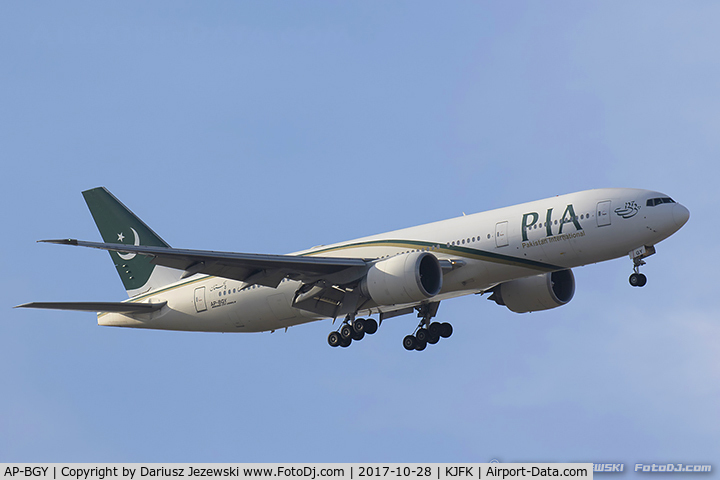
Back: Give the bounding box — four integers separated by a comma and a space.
116, 227, 140, 261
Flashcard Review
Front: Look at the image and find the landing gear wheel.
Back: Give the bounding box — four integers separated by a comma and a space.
429, 322, 442, 337
353, 318, 366, 334
340, 324, 353, 339
328, 331, 342, 347
415, 329, 428, 343
440, 322, 453, 338
351, 329, 365, 341
403, 335, 417, 351
340, 336, 352, 347
427, 331, 440, 345
364, 318, 378, 335
415, 340, 427, 351
629, 273, 647, 287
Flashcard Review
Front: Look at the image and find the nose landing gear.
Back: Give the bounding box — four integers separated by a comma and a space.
629, 256, 647, 287
628, 245, 655, 287
629, 270, 647, 287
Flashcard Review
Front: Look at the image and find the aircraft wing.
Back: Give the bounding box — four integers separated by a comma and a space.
14, 301, 166, 313
40, 239, 369, 288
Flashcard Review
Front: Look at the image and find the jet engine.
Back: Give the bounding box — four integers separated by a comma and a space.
489, 269, 575, 313
361, 252, 443, 306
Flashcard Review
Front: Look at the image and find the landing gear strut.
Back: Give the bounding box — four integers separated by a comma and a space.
403, 303, 452, 352
327, 315, 378, 348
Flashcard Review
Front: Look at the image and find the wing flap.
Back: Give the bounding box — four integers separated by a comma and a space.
15, 301, 167, 313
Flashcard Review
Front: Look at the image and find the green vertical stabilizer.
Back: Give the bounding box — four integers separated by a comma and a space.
82, 187, 171, 294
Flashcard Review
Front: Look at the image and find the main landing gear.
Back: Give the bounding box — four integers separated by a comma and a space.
402, 303, 452, 352
628, 245, 655, 287
327, 316, 378, 348
403, 322, 452, 351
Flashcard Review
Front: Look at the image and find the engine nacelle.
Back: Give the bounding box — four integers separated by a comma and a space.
490, 269, 575, 313
361, 252, 443, 306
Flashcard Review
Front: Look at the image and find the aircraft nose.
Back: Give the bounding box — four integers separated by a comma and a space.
673, 203, 690, 228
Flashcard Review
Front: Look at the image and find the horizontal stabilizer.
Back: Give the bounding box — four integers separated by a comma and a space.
14, 301, 166, 313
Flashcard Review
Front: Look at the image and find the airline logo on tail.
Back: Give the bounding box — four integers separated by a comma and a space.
82, 187, 176, 296
116, 228, 140, 260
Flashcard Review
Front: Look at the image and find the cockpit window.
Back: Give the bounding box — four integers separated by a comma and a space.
646, 197, 676, 207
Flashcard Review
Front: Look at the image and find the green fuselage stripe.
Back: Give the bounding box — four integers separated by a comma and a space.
302, 239, 561, 271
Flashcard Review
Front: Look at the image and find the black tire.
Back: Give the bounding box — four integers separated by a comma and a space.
629, 273, 640, 287
416, 328, 428, 343
403, 335, 417, 351
429, 322, 442, 336
364, 318, 378, 335
638, 273, 647, 287
340, 324, 353, 339
353, 318, 365, 334
340, 336, 352, 347
415, 340, 427, 351
427, 332, 440, 345
440, 322, 453, 338
351, 329, 365, 341
328, 331, 342, 347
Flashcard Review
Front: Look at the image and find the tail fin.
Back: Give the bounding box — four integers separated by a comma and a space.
82, 187, 183, 297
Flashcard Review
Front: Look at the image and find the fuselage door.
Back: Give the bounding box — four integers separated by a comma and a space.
495, 221, 509, 247
597, 201, 612, 227
194, 286, 207, 313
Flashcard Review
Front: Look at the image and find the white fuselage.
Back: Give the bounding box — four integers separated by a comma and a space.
98, 188, 689, 332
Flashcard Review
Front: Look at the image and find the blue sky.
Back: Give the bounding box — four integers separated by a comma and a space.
1, 1, 718, 472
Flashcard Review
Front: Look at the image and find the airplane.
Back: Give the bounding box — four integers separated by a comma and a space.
16, 187, 689, 351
